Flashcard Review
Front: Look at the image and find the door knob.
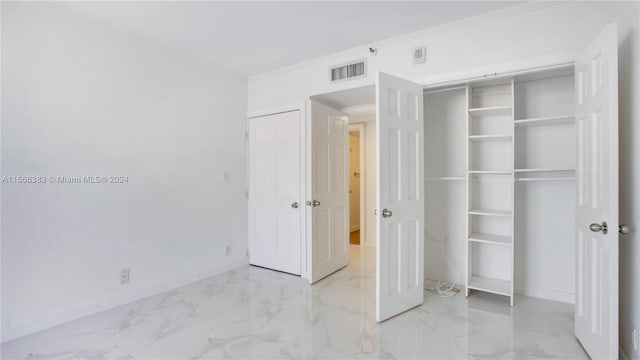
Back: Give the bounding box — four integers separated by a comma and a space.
291, 202, 299, 209
619, 224, 630, 234
382, 209, 393, 218
590, 222, 608, 234
306, 200, 320, 207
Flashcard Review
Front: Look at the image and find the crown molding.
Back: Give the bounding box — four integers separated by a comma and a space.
413, 50, 577, 88
249, 1, 565, 82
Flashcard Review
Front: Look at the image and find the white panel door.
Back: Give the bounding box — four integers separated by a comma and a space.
574, 24, 619, 360
376, 72, 425, 322
248, 111, 302, 275
308, 101, 349, 283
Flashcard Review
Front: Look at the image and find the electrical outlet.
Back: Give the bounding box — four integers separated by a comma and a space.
120, 269, 130, 284
225, 246, 231, 256
633, 328, 637, 352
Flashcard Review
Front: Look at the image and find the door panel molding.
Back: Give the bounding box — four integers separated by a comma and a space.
248, 110, 303, 276
376, 72, 425, 322
574, 23, 619, 360
307, 101, 350, 283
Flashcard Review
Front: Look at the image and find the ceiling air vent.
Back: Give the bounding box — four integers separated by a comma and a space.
330, 60, 366, 83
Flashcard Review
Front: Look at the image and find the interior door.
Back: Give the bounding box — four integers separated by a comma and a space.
376, 72, 425, 322
574, 23, 619, 359
248, 111, 302, 275
307, 101, 349, 283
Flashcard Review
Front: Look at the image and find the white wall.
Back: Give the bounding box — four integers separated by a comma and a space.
248, 2, 640, 357
423, 88, 467, 286
1, 2, 248, 342
248, 3, 600, 111
349, 114, 376, 248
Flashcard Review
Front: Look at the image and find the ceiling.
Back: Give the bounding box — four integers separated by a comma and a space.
311, 85, 375, 109
41, 1, 522, 76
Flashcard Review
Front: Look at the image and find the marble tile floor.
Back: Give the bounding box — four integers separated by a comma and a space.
1, 246, 588, 359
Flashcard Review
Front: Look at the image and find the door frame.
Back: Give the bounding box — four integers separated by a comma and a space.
348, 123, 366, 246
246, 102, 309, 280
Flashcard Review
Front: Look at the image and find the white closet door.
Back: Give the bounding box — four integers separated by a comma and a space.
376, 72, 425, 322
248, 111, 302, 275
307, 101, 349, 283
574, 23, 619, 360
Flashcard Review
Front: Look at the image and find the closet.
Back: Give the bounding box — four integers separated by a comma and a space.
424, 66, 577, 306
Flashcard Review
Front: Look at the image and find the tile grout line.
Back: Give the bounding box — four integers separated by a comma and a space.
101, 334, 137, 359
414, 312, 443, 360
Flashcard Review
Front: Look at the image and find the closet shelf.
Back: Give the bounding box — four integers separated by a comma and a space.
469, 233, 512, 246
469, 170, 512, 175
468, 106, 512, 117
514, 169, 576, 182
468, 275, 511, 297
425, 176, 466, 181
514, 114, 574, 128
514, 168, 575, 173
468, 208, 512, 217
517, 177, 575, 182
469, 134, 512, 142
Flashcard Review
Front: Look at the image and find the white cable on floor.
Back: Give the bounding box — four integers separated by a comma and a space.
424, 230, 460, 298
424, 279, 457, 298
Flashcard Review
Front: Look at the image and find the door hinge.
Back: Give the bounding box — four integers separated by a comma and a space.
245, 190, 249, 198
245, 131, 249, 140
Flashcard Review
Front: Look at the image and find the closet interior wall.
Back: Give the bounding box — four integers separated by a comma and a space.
513, 71, 576, 303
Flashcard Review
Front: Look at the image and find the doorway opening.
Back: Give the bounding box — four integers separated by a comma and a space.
309, 75, 426, 322
310, 85, 376, 274
349, 126, 364, 246
346, 114, 375, 251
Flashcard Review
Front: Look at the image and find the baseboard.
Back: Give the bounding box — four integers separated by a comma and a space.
439, 285, 574, 307
516, 286, 574, 304
350, 225, 360, 232
1, 258, 248, 343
